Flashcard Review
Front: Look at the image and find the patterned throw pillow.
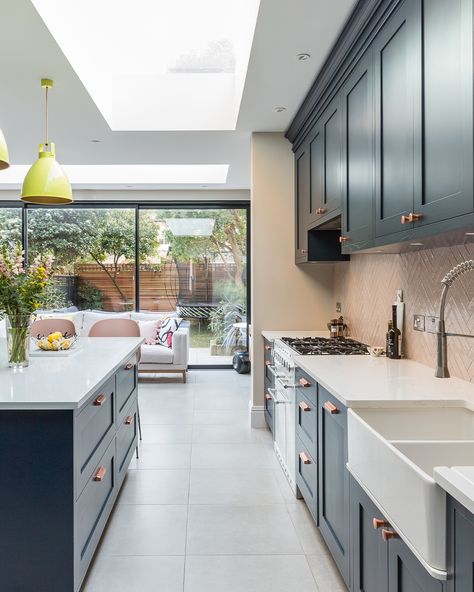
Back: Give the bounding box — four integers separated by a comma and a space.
137, 320, 161, 345
158, 317, 183, 348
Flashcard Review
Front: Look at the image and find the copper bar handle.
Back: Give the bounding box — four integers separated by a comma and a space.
125, 415, 134, 425
93, 394, 106, 406
299, 378, 311, 388
93, 465, 107, 482
373, 518, 388, 530
301, 249, 308, 254
265, 360, 271, 366
264, 345, 272, 351
324, 401, 339, 414
265, 393, 272, 401
339, 236, 349, 243
125, 362, 133, 370
299, 401, 311, 412
299, 452, 311, 465
401, 212, 423, 224
400, 214, 411, 224
381, 528, 398, 542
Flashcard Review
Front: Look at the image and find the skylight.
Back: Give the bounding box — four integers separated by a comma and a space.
30, 0, 261, 131
0, 164, 229, 185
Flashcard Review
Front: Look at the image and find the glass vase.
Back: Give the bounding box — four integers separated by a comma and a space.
6, 314, 32, 369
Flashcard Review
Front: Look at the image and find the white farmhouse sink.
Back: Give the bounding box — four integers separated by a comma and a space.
348, 407, 474, 576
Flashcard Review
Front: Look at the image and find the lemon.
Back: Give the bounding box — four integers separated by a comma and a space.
61, 339, 71, 350
38, 338, 49, 350
51, 340, 60, 351
48, 331, 63, 343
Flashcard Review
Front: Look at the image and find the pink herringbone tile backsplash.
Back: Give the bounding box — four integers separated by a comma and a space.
334, 243, 474, 382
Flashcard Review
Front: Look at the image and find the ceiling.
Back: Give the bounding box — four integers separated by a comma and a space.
0, 0, 356, 191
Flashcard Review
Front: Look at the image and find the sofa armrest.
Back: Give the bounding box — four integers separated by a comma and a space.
172, 328, 189, 366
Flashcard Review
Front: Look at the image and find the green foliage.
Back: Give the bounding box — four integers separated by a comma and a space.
38, 280, 71, 310
0, 208, 22, 247
209, 281, 246, 348
77, 280, 103, 310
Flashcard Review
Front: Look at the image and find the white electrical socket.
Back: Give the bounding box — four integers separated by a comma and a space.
426, 316, 439, 334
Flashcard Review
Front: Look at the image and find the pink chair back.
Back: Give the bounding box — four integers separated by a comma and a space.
88, 318, 141, 362
31, 318, 76, 339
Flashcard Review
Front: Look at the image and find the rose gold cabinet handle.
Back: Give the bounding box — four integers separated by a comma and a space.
265, 361, 271, 366
299, 401, 311, 412
316, 208, 327, 215
299, 378, 311, 388
265, 393, 272, 401
301, 249, 308, 254
125, 415, 134, 425
264, 345, 272, 351
299, 452, 311, 465
93, 394, 106, 406
125, 362, 133, 370
401, 212, 423, 224
373, 518, 388, 530
324, 401, 339, 414
93, 465, 107, 482
381, 528, 398, 542
339, 236, 349, 243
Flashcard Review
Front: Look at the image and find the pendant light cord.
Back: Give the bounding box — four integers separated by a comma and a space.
45, 85, 49, 147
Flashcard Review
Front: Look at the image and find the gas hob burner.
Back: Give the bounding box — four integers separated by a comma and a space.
281, 336, 369, 356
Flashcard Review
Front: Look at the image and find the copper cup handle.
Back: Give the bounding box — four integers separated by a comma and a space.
93, 394, 106, 406
299, 401, 311, 412
299, 452, 311, 465
381, 528, 398, 542
265, 393, 272, 401
299, 378, 311, 388
265, 361, 271, 366
316, 207, 327, 215
264, 345, 272, 351
324, 401, 339, 414
125, 362, 133, 370
125, 415, 134, 425
339, 236, 349, 243
373, 518, 388, 530
93, 465, 107, 482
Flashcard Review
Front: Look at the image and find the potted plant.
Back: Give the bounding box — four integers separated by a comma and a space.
0, 245, 53, 368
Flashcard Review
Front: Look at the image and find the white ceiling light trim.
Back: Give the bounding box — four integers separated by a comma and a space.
30, 0, 261, 131
0, 164, 229, 185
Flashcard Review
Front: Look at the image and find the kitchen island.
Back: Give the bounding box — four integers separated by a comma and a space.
0, 337, 143, 592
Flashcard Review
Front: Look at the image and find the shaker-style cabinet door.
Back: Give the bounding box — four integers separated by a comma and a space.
373, 0, 422, 237
350, 477, 389, 592
414, 0, 473, 226
447, 497, 474, 592
295, 143, 310, 262
340, 49, 375, 252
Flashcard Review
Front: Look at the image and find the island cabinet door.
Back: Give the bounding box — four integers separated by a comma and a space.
340, 49, 375, 253
350, 476, 389, 592
447, 497, 474, 592
373, 0, 422, 238
387, 536, 446, 592
318, 387, 350, 585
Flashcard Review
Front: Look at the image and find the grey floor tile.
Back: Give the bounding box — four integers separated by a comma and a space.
119, 469, 189, 505
189, 469, 284, 505
192, 425, 261, 444
306, 553, 347, 591
139, 407, 194, 425
191, 443, 275, 469
140, 424, 193, 444
83, 555, 185, 592
286, 502, 331, 555
128, 443, 191, 469
194, 391, 249, 411
184, 555, 318, 592
193, 410, 249, 427
99, 504, 187, 556
186, 505, 303, 555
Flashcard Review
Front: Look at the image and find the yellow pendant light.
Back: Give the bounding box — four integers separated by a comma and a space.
0, 128, 10, 170
21, 79, 73, 204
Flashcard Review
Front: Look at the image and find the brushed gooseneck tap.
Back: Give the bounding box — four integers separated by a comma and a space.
436, 259, 474, 378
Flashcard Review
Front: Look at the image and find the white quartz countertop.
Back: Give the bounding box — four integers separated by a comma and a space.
434, 467, 474, 516
294, 355, 474, 408
0, 337, 143, 410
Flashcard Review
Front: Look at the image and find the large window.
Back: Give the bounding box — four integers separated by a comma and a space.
0, 202, 249, 367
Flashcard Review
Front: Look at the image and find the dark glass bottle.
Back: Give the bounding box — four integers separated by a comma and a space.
388, 305, 401, 359
385, 320, 393, 357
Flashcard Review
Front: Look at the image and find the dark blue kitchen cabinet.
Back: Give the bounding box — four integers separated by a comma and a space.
318, 386, 350, 586
340, 50, 374, 253
447, 496, 474, 592
373, 0, 422, 238
295, 144, 310, 263
351, 475, 446, 592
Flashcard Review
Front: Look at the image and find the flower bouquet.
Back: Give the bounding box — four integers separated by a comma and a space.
0, 245, 53, 368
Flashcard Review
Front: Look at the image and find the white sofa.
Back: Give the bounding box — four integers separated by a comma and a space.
5, 309, 190, 382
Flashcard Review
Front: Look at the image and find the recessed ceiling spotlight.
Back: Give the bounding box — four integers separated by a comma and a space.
274, 106, 287, 113
297, 53, 311, 61
90, 139, 101, 143
409, 242, 424, 246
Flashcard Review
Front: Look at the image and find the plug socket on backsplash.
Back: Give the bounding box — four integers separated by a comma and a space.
335, 302, 342, 313
413, 315, 425, 332
426, 316, 440, 334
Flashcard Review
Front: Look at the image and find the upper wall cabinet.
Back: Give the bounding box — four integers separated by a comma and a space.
295, 144, 310, 263
340, 50, 375, 252
289, 0, 474, 258
374, 0, 421, 238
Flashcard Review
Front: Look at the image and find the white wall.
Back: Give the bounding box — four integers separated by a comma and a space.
250, 132, 334, 425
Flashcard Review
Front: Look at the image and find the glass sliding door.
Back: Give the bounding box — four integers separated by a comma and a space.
139, 207, 248, 366
27, 207, 138, 312
0, 207, 22, 248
